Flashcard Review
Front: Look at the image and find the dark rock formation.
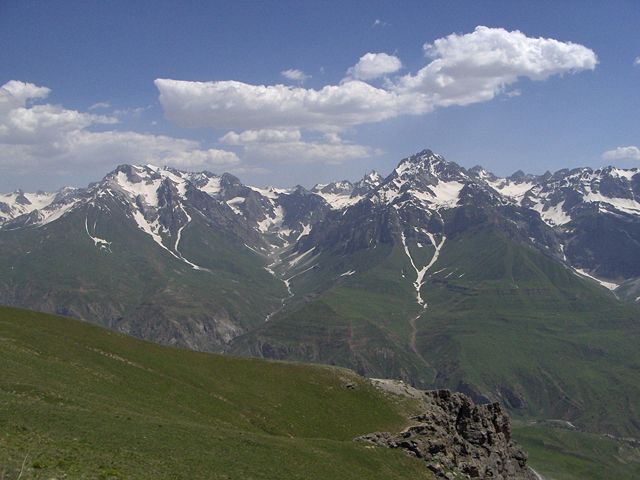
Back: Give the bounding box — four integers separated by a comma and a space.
357, 388, 536, 479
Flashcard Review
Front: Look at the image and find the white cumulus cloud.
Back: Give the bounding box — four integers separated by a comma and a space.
156, 27, 597, 136
602, 146, 640, 162
0, 80, 50, 114
634, 56, 640, 66
395, 26, 598, 107
346, 52, 402, 80
0, 80, 240, 174
155, 78, 415, 132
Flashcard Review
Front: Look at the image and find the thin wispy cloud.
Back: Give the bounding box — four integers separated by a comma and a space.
281, 69, 311, 84
239, 137, 379, 165
602, 146, 640, 162
112, 105, 151, 118
220, 129, 380, 165
220, 129, 302, 145
88, 101, 111, 110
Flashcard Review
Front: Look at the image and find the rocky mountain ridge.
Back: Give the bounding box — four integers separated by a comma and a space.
2, 149, 640, 356
359, 382, 536, 479
3, 149, 638, 293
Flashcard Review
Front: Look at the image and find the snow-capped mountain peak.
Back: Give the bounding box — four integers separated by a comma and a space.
368, 149, 470, 208
352, 171, 383, 196
311, 180, 354, 196
312, 171, 384, 210
4, 150, 640, 296
393, 149, 447, 177
0, 188, 70, 226
363, 170, 382, 183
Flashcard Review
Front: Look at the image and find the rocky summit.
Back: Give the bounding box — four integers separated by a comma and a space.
358, 387, 535, 480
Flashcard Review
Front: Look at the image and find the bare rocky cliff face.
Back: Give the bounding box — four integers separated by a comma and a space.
358, 382, 536, 479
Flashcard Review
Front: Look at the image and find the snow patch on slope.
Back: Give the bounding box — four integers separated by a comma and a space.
131, 208, 207, 271
199, 176, 222, 197
315, 191, 363, 209
250, 186, 289, 200
287, 247, 316, 268
85, 216, 112, 252
131, 210, 167, 250
411, 181, 464, 209
296, 223, 311, 241
486, 179, 534, 201
401, 230, 446, 307
226, 197, 245, 215
532, 201, 571, 226
257, 205, 285, 233
582, 192, 640, 215
573, 268, 619, 291
174, 205, 208, 270
116, 171, 161, 206
36, 200, 79, 227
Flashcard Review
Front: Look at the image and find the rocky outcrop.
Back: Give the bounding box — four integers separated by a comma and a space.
357, 386, 535, 479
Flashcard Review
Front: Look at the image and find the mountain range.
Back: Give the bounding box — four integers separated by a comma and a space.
1, 148, 640, 439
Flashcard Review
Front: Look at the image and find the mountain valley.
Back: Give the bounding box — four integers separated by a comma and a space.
2, 149, 640, 447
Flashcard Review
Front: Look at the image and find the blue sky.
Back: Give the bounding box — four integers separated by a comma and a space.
0, 0, 638, 191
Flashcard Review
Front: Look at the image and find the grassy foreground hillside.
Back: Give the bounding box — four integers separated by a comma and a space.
2, 306, 640, 479
0, 306, 432, 479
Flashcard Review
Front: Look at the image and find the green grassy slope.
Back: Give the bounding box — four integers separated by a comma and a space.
232, 225, 640, 437
231, 243, 433, 385
513, 424, 640, 480
418, 226, 640, 436
0, 306, 432, 480
0, 199, 286, 350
